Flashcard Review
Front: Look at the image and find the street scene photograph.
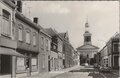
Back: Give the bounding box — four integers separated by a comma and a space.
0, 0, 119, 78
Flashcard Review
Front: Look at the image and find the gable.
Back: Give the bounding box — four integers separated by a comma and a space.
77, 44, 99, 50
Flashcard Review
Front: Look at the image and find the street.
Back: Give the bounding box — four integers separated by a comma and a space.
52, 66, 118, 78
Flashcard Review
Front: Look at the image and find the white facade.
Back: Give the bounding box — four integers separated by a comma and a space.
0, 1, 15, 39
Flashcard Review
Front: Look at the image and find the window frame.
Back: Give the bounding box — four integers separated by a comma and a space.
42, 54, 45, 68
46, 39, 49, 51
26, 29, 31, 44
1, 9, 11, 37
33, 32, 36, 46
41, 36, 44, 49
113, 43, 119, 52
18, 25, 23, 41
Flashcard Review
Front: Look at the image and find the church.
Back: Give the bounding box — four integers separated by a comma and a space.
77, 21, 99, 65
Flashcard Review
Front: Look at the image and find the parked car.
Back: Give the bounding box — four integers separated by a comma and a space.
99, 66, 111, 73
81, 63, 88, 66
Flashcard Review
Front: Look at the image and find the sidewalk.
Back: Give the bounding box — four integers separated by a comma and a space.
111, 69, 119, 76
22, 65, 80, 78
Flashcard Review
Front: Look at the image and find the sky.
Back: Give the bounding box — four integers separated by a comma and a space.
22, 1, 119, 50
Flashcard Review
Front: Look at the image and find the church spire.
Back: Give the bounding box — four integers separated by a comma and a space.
83, 18, 92, 45
85, 17, 89, 33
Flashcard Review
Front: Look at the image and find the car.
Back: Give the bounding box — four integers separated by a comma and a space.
99, 66, 111, 73
81, 63, 88, 66
85, 63, 88, 66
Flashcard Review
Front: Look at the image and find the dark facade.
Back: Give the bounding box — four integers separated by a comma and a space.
38, 27, 51, 73
45, 28, 63, 71
99, 33, 119, 69
107, 33, 119, 69
59, 32, 74, 68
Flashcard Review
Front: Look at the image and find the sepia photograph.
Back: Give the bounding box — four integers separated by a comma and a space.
0, 0, 119, 78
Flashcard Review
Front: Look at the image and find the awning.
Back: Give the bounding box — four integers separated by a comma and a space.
0, 47, 24, 57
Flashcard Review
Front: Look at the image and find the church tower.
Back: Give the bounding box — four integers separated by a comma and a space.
77, 19, 99, 65
83, 21, 92, 45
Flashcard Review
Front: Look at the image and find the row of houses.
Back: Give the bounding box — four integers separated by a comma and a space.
0, 1, 79, 78
96, 33, 119, 69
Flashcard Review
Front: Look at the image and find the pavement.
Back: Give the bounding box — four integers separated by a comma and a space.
52, 66, 104, 78
0, 66, 119, 78
111, 69, 119, 76
98, 69, 119, 78
18, 65, 80, 78
0, 65, 80, 78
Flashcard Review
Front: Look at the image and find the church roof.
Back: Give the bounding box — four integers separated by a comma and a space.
77, 44, 99, 50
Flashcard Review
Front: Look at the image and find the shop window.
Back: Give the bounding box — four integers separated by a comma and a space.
16, 57, 25, 72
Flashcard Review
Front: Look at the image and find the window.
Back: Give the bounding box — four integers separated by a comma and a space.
86, 36, 91, 42
113, 43, 119, 52
33, 33, 36, 46
41, 37, 44, 49
42, 54, 45, 68
31, 58, 37, 66
2, 9, 11, 36
18, 27, 23, 41
46, 39, 49, 51
26, 31, 30, 44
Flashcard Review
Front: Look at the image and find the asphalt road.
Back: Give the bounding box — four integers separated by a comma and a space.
52, 66, 104, 78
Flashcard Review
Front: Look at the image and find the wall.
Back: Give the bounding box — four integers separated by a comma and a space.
15, 18, 39, 53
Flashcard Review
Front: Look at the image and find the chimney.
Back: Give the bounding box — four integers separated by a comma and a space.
17, 1, 22, 12
33, 17, 38, 24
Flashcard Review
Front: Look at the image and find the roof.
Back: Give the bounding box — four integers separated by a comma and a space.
15, 11, 40, 30
44, 28, 58, 36
112, 33, 120, 39
77, 44, 99, 50
45, 28, 63, 40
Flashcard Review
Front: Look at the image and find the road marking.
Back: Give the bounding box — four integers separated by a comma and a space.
99, 73, 107, 78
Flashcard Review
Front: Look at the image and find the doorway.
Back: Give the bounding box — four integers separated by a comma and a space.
0, 55, 11, 75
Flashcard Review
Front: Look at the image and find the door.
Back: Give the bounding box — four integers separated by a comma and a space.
114, 56, 119, 69
1, 55, 11, 75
